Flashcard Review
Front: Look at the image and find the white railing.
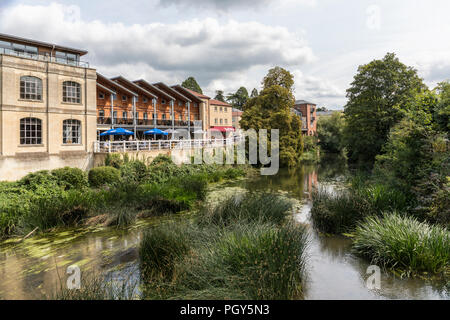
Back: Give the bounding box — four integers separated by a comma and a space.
94, 136, 244, 153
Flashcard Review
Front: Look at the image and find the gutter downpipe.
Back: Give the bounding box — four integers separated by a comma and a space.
133, 96, 137, 140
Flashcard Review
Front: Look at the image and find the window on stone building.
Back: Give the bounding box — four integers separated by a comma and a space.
20, 117, 42, 145
63, 119, 81, 144
20, 76, 42, 100
63, 81, 81, 103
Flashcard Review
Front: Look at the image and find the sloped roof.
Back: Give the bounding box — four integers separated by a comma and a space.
210, 99, 231, 107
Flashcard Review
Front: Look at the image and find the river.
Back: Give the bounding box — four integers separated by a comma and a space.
0, 160, 448, 300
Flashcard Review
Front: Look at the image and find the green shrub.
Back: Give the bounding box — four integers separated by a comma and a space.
51, 167, 88, 190
179, 174, 208, 200
137, 183, 196, 213
18, 170, 59, 190
88, 166, 121, 187
19, 189, 95, 233
104, 153, 124, 169
120, 160, 148, 183
353, 213, 450, 274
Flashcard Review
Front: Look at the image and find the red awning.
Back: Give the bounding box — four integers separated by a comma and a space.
210, 126, 235, 132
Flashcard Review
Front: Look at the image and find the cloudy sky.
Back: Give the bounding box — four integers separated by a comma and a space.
1, 0, 449, 109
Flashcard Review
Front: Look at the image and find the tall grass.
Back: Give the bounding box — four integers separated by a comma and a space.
139, 222, 192, 281
311, 188, 369, 234
139, 191, 309, 300
353, 213, 450, 274
311, 183, 409, 234
198, 192, 293, 227
142, 222, 308, 300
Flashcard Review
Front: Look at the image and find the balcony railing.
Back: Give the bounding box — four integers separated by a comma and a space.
94, 136, 244, 153
0, 47, 90, 68
98, 117, 198, 127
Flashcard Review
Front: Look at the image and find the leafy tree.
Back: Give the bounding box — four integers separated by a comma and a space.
317, 112, 345, 154
240, 68, 303, 167
227, 87, 249, 110
343, 53, 425, 165
374, 90, 449, 226
262, 66, 295, 92
251, 88, 259, 98
181, 77, 203, 94
214, 90, 226, 102
434, 81, 450, 132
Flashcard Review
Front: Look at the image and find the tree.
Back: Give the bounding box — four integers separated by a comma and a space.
214, 90, 226, 102
317, 112, 345, 154
181, 77, 203, 94
227, 87, 249, 110
343, 53, 425, 165
240, 67, 303, 168
251, 88, 259, 98
434, 81, 450, 132
262, 66, 295, 92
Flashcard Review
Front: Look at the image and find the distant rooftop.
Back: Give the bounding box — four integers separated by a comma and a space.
210, 99, 231, 107
295, 100, 316, 106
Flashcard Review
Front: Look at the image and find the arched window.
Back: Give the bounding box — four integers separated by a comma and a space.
63, 119, 81, 144
20, 76, 42, 100
63, 81, 81, 103
20, 118, 42, 145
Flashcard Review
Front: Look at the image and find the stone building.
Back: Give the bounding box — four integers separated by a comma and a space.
0, 33, 97, 180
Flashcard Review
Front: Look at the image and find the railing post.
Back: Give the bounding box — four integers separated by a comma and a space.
123, 141, 126, 152
108, 141, 111, 153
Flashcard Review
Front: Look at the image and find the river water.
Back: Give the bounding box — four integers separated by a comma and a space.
0, 160, 448, 300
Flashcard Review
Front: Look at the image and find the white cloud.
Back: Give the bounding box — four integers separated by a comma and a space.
158, 0, 317, 11
0, 2, 315, 89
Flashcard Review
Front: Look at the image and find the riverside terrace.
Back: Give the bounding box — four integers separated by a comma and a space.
96, 74, 205, 140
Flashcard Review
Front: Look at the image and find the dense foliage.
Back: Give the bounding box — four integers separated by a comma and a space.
0, 154, 249, 238
240, 67, 303, 167
317, 112, 345, 154
343, 53, 425, 165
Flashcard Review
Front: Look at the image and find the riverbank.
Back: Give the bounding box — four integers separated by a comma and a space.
0, 154, 253, 240
310, 177, 450, 277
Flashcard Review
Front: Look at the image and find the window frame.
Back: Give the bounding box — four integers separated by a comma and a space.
62, 81, 81, 104
62, 119, 82, 145
20, 117, 42, 145
20, 76, 43, 101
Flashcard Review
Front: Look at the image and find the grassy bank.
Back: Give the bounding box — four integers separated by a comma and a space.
0, 154, 251, 239
310, 178, 449, 276
139, 192, 309, 300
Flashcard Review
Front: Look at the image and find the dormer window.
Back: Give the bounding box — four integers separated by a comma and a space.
122, 95, 127, 101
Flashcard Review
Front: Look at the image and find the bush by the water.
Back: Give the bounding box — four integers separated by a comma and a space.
352, 213, 450, 274
88, 166, 121, 187
311, 183, 409, 234
51, 167, 89, 190
199, 192, 293, 227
